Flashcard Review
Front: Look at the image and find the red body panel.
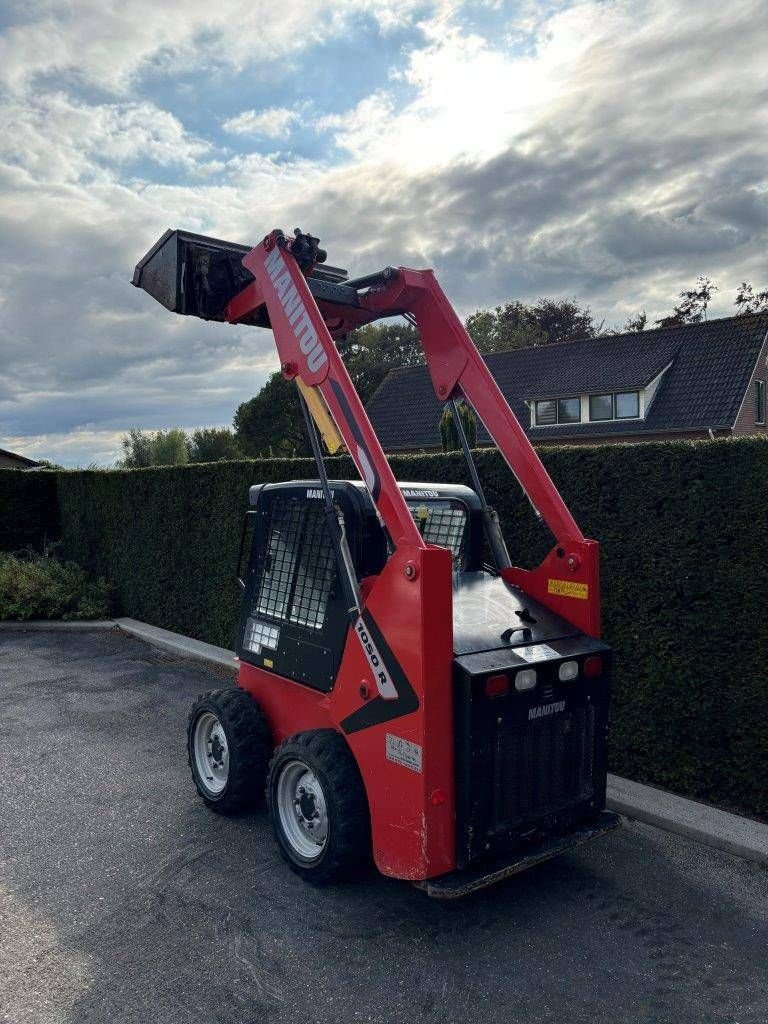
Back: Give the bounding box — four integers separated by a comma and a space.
225, 231, 602, 880
238, 543, 455, 879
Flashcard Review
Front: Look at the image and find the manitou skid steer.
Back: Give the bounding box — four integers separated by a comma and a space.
133, 227, 619, 896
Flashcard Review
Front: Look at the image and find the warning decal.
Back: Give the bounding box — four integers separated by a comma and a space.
548, 578, 589, 600
386, 734, 423, 773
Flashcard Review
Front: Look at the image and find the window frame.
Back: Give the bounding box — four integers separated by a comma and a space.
557, 396, 581, 424
588, 390, 641, 422
614, 391, 640, 420
534, 395, 581, 426
534, 399, 557, 426
589, 393, 614, 422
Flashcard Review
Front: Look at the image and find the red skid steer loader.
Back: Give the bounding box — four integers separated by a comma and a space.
133, 227, 619, 897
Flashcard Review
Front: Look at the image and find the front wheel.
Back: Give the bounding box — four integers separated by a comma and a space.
187, 688, 270, 814
267, 730, 370, 883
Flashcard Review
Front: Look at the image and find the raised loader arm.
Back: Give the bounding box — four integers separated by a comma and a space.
225, 229, 600, 638
226, 231, 425, 551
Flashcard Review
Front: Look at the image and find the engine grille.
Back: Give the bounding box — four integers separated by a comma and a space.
453, 659, 611, 867
493, 705, 597, 828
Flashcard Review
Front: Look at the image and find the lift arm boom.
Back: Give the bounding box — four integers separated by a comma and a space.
224, 229, 601, 637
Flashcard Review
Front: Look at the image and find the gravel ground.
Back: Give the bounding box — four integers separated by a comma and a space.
1, 627, 766, 1024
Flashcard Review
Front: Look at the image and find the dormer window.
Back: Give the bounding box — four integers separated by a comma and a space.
589, 394, 613, 421
532, 388, 644, 427
534, 397, 580, 425
589, 391, 640, 421
615, 391, 640, 419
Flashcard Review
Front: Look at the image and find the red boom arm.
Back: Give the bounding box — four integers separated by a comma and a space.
226, 232, 600, 637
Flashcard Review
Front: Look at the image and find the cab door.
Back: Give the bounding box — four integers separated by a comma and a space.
236, 488, 355, 691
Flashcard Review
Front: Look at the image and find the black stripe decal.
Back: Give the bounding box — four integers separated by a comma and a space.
329, 378, 381, 501
340, 610, 419, 734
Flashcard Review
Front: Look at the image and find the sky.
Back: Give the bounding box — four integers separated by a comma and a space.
1, 0, 767, 467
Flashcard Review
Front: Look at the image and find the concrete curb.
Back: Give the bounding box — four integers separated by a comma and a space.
607, 774, 768, 867
114, 618, 238, 674
4, 618, 767, 866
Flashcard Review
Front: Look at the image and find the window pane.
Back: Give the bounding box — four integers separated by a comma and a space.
755, 381, 765, 423
589, 394, 613, 421
615, 391, 639, 419
289, 506, 335, 629
557, 397, 581, 423
254, 500, 335, 630
535, 400, 557, 425
254, 501, 302, 622
409, 503, 468, 571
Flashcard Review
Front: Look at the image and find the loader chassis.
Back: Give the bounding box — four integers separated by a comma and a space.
133, 227, 618, 893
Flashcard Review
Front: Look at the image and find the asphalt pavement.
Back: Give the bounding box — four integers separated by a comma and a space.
1, 628, 766, 1024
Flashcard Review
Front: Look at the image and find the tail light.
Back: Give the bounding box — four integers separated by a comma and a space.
584, 655, 602, 678
485, 674, 509, 698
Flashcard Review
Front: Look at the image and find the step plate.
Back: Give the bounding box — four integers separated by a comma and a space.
415, 811, 621, 899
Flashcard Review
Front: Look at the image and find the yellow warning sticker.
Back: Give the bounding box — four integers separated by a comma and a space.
263, 658, 274, 669
548, 578, 589, 600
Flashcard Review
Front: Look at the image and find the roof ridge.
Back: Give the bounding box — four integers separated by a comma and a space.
482, 309, 768, 358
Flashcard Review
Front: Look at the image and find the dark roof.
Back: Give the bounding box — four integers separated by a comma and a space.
366, 313, 768, 448
0, 447, 39, 468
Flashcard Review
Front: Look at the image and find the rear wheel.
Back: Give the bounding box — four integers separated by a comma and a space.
187, 688, 270, 814
267, 730, 370, 883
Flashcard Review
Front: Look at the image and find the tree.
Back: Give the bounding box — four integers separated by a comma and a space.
233, 321, 423, 457
119, 428, 153, 468
336, 321, 422, 403
532, 298, 600, 344
465, 297, 599, 353
119, 428, 189, 467
439, 403, 477, 452
233, 372, 310, 458
623, 311, 647, 332
187, 427, 243, 463
655, 277, 718, 328
465, 304, 546, 352
734, 282, 768, 315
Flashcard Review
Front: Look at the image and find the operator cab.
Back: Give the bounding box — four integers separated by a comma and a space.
236, 479, 582, 685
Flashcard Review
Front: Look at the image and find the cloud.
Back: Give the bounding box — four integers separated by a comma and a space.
0, 94, 216, 185
0, 0, 426, 96
223, 106, 303, 138
1, 0, 768, 465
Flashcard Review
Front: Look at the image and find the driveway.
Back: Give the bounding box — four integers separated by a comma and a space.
0, 628, 766, 1024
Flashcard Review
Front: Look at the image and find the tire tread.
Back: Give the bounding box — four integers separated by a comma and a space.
187, 687, 270, 814
267, 729, 370, 883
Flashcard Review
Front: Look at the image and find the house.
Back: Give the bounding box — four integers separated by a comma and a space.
0, 447, 40, 470
366, 312, 768, 450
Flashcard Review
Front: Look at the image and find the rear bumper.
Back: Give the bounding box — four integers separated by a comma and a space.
415, 811, 621, 898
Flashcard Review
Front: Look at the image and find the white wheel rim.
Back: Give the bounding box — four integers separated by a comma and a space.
276, 759, 329, 861
193, 711, 229, 796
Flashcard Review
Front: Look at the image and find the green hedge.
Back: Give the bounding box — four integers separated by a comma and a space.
0, 469, 59, 551
3, 439, 768, 819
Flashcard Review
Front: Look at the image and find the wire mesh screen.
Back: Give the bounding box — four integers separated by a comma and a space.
493, 705, 598, 827
408, 503, 468, 571
254, 500, 336, 630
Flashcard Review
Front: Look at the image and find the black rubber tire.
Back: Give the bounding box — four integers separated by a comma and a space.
187, 688, 270, 815
267, 730, 370, 883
